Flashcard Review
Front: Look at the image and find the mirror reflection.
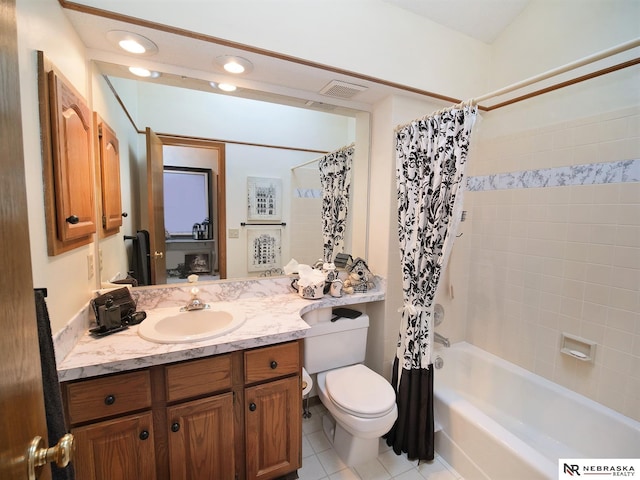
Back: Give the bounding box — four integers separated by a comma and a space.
102, 75, 362, 285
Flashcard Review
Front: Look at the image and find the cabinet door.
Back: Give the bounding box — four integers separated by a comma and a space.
98, 118, 122, 234
48, 70, 96, 241
245, 376, 301, 480
167, 393, 235, 480
72, 412, 156, 480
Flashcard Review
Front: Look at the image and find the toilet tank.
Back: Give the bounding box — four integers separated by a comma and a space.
303, 313, 369, 374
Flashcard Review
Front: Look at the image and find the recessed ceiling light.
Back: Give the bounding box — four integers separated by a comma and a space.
106, 30, 158, 56
215, 55, 253, 74
128, 66, 161, 78
218, 83, 237, 92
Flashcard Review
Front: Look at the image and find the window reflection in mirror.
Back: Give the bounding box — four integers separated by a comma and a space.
163, 166, 213, 238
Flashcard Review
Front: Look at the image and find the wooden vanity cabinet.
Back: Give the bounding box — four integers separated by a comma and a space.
162, 354, 236, 480
244, 342, 302, 480
63, 370, 156, 479
71, 412, 157, 480
62, 340, 302, 480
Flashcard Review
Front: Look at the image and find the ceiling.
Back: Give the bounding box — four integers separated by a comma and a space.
384, 0, 530, 44
62, 1, 530, 117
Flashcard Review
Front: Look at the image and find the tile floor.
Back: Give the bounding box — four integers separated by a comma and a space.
299, 403, 464, 480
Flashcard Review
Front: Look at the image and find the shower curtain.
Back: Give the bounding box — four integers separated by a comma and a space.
386, 105, 477, 460
319, 144, 354, 263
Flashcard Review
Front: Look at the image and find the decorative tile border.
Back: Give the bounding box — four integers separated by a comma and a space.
467, 159, 640, 192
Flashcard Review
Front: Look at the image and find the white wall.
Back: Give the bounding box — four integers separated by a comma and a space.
70, 0, 491, 100
17, 0, 98, 333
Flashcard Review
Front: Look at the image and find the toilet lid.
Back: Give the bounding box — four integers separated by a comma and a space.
325, 364, 396, 417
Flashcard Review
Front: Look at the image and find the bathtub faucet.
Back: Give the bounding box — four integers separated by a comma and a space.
434, 332, 450, 348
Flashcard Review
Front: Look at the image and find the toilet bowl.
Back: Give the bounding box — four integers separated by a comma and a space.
317, 364, 397, 438
303, 312, 398, 465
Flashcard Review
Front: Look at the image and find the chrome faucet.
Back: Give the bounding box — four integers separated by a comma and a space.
434, 332, 450, 348
181, 287, 209, 311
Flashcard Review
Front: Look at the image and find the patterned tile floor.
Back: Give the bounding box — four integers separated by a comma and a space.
299, 403, 464, 480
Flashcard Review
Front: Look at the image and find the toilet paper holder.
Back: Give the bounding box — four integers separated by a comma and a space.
302, 367, 313, 419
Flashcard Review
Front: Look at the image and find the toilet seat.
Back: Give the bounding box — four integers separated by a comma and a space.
325, 364, 396, 418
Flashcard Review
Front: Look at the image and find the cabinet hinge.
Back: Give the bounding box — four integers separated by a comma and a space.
102, 215, 107, 228
98, 124, 103, 137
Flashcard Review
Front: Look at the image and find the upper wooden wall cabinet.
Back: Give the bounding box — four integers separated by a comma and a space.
95, 114, 123, 237
38, 51, 96, 255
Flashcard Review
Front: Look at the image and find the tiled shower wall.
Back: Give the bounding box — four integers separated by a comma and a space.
290, 168, 324, 265
463, 106, 640, 421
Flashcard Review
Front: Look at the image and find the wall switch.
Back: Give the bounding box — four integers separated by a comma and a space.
98, 249, 103, 271
228, 228, 239, 238
87, 253, 94, 279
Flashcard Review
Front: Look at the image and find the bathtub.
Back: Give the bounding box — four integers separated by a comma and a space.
433, 342, 640, 480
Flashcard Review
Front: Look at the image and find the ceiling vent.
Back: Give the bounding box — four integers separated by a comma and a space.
319, 80, 368, 99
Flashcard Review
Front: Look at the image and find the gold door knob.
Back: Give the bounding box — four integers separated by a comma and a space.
27, 434, 75, 480
152, 251, 164, 259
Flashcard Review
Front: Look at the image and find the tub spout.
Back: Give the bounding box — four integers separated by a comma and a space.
435, 332, 450, 348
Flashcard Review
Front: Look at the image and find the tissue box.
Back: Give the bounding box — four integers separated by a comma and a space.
298, 281, 324, 300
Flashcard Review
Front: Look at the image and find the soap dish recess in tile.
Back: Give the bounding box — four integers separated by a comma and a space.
560, 332, 596, 362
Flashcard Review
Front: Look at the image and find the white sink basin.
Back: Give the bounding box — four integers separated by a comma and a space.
138, 306, 245, 343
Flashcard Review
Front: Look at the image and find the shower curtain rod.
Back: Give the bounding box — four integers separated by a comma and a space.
471, 38, 640, 106
290, 142, 355, 170
396, 38, 639, 131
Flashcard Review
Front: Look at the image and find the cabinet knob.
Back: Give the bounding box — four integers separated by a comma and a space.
171, 422, 180, 432
121, 212, 128, 218
270, 360, 278, 369
139, 430, 149, 441
249, 403, 257, 412
65, 215, 79, 224
104, 395, 116, 406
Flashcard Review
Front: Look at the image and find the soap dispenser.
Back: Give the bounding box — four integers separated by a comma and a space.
99, 296, 121, 330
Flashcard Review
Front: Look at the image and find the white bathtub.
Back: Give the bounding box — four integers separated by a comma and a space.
433, 342, 640, 480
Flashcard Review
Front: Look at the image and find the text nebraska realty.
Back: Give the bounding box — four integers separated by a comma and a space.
564, 463, 636, 476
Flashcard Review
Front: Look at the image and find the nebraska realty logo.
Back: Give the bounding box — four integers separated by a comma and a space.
560, 459, 639, 477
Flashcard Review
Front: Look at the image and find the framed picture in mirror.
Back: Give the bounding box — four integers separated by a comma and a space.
247, 176, 282, 222
247, 228, 282, 272
185, 253, 211, 273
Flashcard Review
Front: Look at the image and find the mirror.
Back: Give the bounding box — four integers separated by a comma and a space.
102, 74, 366, 284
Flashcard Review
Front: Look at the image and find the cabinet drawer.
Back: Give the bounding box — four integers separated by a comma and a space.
165, 354, 233, 402
244, 342, 299, 384
65, 370, 151, 425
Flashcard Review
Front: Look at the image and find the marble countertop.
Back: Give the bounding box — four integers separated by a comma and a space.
57, 276, 385, 382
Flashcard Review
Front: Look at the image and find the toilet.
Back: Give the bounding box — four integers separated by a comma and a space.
303, 312, 397, 465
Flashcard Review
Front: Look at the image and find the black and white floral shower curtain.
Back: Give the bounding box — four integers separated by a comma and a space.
386, 105, 477, 460
319, 145, 354, 262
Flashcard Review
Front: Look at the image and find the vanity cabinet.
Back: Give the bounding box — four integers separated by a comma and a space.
64, 370, 156, 479
62, 340, 302, 480
163, 354, 236, 480
244, 342, 301, 480
72, 412, 157, 480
